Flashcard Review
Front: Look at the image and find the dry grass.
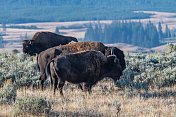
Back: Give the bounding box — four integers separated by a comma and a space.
0, 79, 176, 117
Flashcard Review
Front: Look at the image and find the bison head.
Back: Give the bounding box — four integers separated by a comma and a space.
23, 40, 41, 55
105, 47, 126, 71
102, 55, 122, 82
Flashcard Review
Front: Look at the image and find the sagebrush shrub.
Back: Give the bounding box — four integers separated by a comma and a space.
166, 43, 176, 53
0, 84, 17, 104
13, 96, 51, 116
1, 47, 176, 91
0, 52, 41, 88
117, 47, 176, 90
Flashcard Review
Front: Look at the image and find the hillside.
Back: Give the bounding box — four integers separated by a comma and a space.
0, 0, 176, 23
106, 43, 176, 53
0, 11, 176, 52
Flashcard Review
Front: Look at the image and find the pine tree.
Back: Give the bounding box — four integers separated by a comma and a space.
2, 22, 6, 34
84, 23, 94, 41
55, 27, 60, 34
24, 33, 28, 40
165, 24, 171, 38
158, 22, 163, 40
0, 34, 4, 48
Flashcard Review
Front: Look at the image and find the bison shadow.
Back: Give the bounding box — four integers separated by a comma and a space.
139, 89, 176, 99
49, 110, 104, 117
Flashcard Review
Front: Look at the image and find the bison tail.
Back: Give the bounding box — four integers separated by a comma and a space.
46, 59, 60, 80
51, 60, 60, 80
36, 54, 40, 71
45, 59, 53, 78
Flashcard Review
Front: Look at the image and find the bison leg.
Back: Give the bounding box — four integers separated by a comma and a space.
52, 76, 58, 96
79, 82, 92, 93
78, 82, 87, 91
82, 82, 89, 92
50, 76, 53, 90
84, 81, 94, 94
88, 84, 93, 94
78, 82, 91, 93
78, 83, 83, 90
58, 81, 65, 97
39, 77, 44, 91
39, 73, 47, 91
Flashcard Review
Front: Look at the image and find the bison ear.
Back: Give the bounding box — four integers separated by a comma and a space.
23, 40, 28, 43
104, 47, 110, 56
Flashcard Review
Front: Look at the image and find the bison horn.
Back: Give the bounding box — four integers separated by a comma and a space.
29, 40, 32, 45
111, 47, 114, 55
114, 56, 119, 64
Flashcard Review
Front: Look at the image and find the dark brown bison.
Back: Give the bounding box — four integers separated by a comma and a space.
37, 41, 126, 90
46, 51, 122, 96
38, 41, 106, 90
23, 32, 78, 55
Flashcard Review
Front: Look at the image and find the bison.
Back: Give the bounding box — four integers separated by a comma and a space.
38, 41, 106, 90
23, 32, 78, 55
37, 41, 126, 90
46, 51, 122, 96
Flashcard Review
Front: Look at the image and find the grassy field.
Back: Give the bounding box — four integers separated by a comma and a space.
0, 45, 176, 116
0, 81, 175, 117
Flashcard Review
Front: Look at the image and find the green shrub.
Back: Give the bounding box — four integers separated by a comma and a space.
0, 84, 17, 104
13, 96, 51, 116
12, 49, 20, 54
166, 43, 176, 53
116, 51, 176, 90
15, 77, 32, 87
0, 52, 42, 88
1, 50, 176, 91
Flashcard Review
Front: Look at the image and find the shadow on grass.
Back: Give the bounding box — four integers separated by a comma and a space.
49, 110, 104, 117
139, 90, 176, 99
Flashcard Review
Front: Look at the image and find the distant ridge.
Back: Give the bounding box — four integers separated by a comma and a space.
106, 43, 176, 53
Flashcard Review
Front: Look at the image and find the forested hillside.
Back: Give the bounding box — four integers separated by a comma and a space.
85, 21, 172, 48
0, 0, 176, 23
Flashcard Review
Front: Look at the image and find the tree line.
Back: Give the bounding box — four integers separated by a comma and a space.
1, 0, 176, 23
84, 21, 172, 48
0, 33, 4, 48
2, 0, 176, 7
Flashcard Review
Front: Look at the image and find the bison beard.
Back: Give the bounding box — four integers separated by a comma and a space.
45, 51, 122, 96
